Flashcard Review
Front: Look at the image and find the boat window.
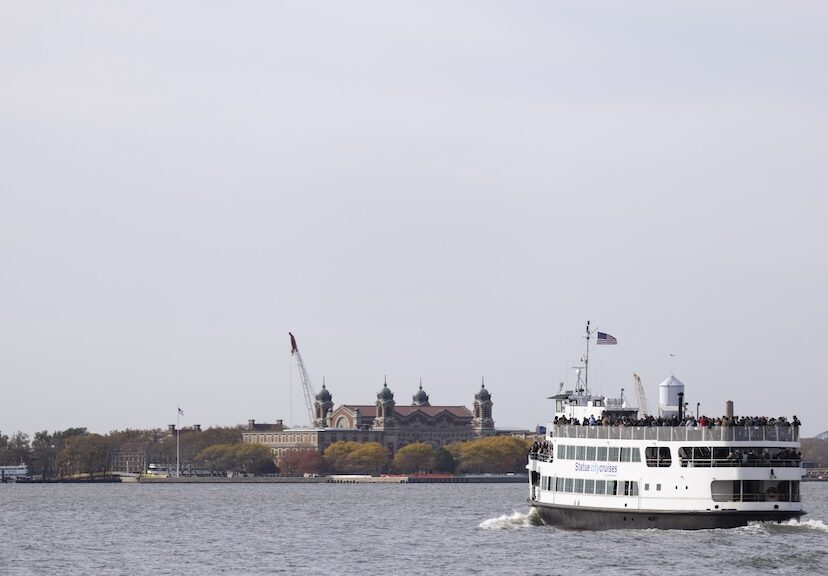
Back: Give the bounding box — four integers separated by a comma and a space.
630, 481, 639, 496
586, 446, 597, 461
597, 446, 608, 461
678, 446, 801, 468
620, 447, 632, 462
631, 448, 641, 462
585, 479, 595, 494
712, 447, 729, 461
556, 477, 564, 491
574, 478, 584, 493
645, 447, 672, 467
656, 483, 661, 491
575, 446, 586, 460
595, 479, 606, 494
608, 447, 620, 461
564, 478, 574, 493
710, 479, 801, 503
644, 483, 649, 491
566, 445, 576, 460
693, 446, 711, 460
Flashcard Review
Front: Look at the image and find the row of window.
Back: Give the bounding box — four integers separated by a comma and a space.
711, 480, 801, 503
557, 444, 642, 463
554, 444, 798, 469
541, 476, 640, 496
249, 431, 472, 444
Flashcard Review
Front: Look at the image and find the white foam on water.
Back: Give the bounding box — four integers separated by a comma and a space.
741, 518, 828, 534
776, 518, 828, 532
478, 509, 538, 530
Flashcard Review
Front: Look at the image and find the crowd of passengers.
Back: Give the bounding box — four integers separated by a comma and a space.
529, 441, 551, 458
552, 413, 801, 428
707, 447, 801, 463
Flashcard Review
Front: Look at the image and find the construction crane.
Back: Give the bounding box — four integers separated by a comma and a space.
633, 373, 649, 419
290, 332, 317, 426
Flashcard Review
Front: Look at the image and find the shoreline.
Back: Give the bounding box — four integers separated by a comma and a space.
11, 473, 528, 485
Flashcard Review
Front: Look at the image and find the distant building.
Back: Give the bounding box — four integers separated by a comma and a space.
243, 380, 497, 460
109, 424, 203, 474
109, 441, 150, 474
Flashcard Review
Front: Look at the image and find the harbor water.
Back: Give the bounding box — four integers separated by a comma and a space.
2, 481, 827, 575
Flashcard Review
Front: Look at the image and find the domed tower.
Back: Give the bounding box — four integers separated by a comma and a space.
374, 378, 397, 429
412, 381, 430, 407
472, 379, 495, 437
313, 381, 334, 428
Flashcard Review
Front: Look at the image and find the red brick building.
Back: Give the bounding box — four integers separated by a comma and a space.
243, 380, 496, 459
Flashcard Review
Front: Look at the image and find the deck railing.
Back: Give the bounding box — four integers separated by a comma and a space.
548, 424, 799, 443
682, 458, 800, 468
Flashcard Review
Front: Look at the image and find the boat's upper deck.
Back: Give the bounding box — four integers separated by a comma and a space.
547, 424, 799, 443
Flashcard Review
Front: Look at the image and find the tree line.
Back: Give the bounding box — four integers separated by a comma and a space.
9, 426, 827, 478
0, 426, 270, 478
2, 426, 532, 478
278, 436, 532, 476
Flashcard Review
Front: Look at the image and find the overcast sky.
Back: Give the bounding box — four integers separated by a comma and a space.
2, 2, 827, 438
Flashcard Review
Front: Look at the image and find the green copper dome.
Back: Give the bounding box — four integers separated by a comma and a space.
377, 382, 395, 401
412, 384, 430, 405
475, 383, 491, 402
316, 383, 332, 403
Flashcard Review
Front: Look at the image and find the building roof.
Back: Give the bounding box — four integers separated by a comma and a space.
249, 423, 284, 432
340, 404, 472, 418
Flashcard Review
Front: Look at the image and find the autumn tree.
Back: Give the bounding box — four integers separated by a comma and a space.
324, 441, 390, 474
447, 436, 531, 474
193, 443, 275, 475
0, 431, 31, 466
57, 434, 112, 477
26, 428, 89, 478
236, 444, 277, 475
392, 442, 436, 474
155, 425, 244, 470
433, 447, 456, 473
279, 449, 325, 477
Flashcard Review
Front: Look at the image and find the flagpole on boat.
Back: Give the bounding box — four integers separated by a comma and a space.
584, 320, 590, 395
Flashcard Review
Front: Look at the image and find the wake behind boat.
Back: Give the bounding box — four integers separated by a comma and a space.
527, 322, 804, 530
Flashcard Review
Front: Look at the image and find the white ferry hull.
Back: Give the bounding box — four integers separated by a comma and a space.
531, 501, 804, 530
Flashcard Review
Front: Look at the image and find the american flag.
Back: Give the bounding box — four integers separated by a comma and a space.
596, 332, 617, 345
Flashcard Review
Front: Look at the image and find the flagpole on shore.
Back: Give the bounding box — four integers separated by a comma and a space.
176, 406, 181, 478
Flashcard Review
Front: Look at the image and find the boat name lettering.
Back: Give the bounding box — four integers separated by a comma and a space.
574, 462, 618, 475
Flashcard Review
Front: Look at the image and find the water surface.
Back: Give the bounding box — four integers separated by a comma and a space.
2, 481, 826, 575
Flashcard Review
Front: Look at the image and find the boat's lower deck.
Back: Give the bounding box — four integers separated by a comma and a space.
531, 500, 805, 530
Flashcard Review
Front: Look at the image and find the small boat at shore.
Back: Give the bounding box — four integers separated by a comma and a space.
527, 323, 804, 529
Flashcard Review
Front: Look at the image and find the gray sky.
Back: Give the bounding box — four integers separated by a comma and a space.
2, 2, 827, 438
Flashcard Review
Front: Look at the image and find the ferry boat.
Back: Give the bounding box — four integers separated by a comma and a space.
527, 323, 804, 529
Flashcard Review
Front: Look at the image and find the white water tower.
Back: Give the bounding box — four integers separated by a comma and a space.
658, 375, 685, 418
